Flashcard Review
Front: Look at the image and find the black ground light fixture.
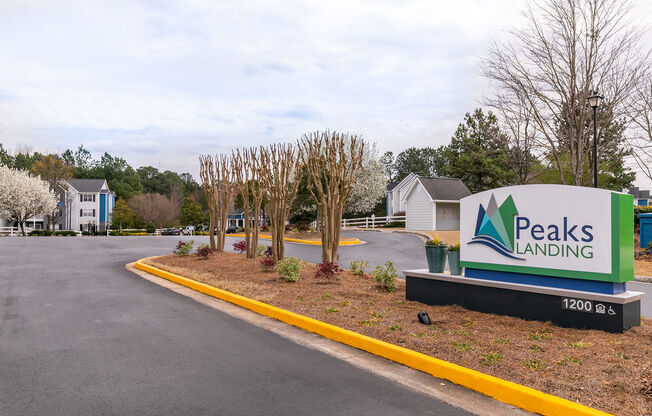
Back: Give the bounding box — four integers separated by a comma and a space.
417, 311, 431, 325
587, 91, 604, 188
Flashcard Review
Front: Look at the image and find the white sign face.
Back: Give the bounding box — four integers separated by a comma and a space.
460, 185, 612, 275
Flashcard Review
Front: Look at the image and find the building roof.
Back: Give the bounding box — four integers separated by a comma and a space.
628, 186, 651, 199
67, 179, 107, 193
388, 172, 418, 193
413, 176, 471, 201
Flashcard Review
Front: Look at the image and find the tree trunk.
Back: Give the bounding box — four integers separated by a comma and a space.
208, 211, 215, 250
251, 205, 260, 258
19, 221, 26, 236
244, 207, 252, 258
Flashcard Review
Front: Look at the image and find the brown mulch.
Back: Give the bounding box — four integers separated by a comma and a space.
146, 253, 652, 415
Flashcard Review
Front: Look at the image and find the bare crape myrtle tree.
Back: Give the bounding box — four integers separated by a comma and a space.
258, 143, 302, 262
299, 131, 365, 263
199, 154, 238, 252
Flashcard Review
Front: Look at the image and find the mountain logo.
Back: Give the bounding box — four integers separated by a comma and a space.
469, 194, 524, 260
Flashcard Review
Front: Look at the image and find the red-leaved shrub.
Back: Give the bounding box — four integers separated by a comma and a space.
196, 245, 212, 259
260, 256, 276, 270
233, 240, 246, 253
315, 262, 343, 279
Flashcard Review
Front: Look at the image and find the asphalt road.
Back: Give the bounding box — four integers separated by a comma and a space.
0, 235, 471, 416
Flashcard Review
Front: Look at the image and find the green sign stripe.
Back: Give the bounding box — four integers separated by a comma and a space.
611, 193, 619, 279
619, 193, 634, 279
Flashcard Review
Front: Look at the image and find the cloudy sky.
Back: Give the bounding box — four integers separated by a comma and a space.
1, 0, 651, 187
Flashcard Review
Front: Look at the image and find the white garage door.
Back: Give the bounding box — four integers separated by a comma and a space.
435, 202, 460, 231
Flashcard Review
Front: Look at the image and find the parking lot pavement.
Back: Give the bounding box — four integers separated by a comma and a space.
0, 236, 473, 416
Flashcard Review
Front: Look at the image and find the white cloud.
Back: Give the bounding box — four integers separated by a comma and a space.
4, 0, 649, 186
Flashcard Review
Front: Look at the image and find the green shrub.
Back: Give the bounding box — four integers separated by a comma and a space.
174, 240, 194, 256
425, 238, 447, 248
110, 230, 148, 236
55, 230, 76, 236
146, 222, 156, 234
447, 242, 460, 252
349, 259, 369, 276
29, 230, 53, 236
274, 256, 304, 282
635, 206, 652, 230
256, 244, 266, 256
381, 221, 404, 228
372, 261, 398, 292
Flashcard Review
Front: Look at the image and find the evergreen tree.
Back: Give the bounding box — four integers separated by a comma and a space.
179, 197, 204, 227
441, 109, 515, 193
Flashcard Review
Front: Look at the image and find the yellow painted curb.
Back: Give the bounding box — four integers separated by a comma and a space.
229, 233, 361, 246
134, 259, 611, 416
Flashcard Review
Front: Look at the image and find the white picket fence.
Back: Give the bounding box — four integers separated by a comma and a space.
0, 226, 38, 236
341, 215, 406, 229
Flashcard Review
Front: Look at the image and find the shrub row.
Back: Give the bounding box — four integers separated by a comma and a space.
109, 231, 149, 236
29, 230, 76, 236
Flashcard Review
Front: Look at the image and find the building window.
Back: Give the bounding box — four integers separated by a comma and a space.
80, 209, 94, 217
81, 194, 96, 202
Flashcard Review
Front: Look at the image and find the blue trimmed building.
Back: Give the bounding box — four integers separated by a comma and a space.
60, 179, 115, 232
627, 186, 651, 206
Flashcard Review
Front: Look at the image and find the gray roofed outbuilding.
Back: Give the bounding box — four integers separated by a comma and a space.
66, 179, 107, 193
417, 176, 471, 201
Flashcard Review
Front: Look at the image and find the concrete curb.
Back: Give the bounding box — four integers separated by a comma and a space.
392, 230, 432, 242
634, 275, 652, 283
229, 233, 363, 246
134, 258, 610, 416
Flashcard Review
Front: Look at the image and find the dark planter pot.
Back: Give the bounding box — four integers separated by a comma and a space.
425, 245, 446, 273
447, 251, 461, 275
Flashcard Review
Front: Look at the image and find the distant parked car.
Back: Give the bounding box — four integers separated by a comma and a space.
182, 226, 195, 235
162, 228, 182, 236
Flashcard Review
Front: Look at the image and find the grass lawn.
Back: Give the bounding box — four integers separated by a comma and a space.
146, 252, 652, 415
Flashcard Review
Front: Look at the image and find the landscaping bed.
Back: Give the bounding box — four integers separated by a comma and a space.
144, 252, 651, 415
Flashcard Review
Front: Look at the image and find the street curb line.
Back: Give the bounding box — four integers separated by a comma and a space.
229, 234, 362, 246
134, 259, 610, 416
634, 275, 652, 283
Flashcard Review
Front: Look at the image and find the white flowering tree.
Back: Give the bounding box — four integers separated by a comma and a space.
0, 166, 58, 236
344, 144, 387, 215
